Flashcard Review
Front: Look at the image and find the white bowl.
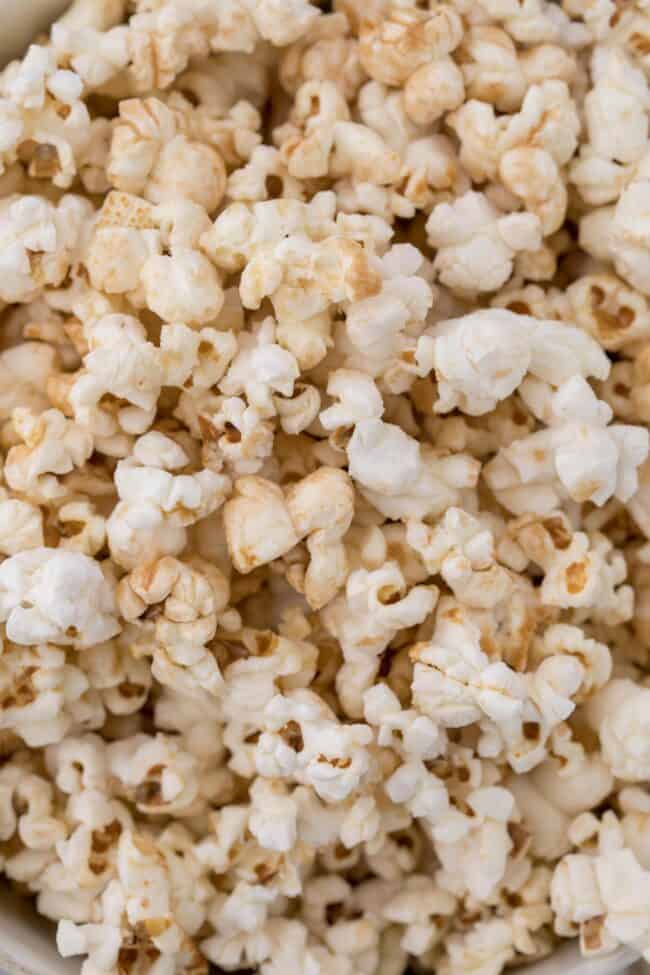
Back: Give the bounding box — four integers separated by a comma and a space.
0, 4, 645, 975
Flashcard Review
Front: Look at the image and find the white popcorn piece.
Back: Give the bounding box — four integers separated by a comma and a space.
118, 555, 230, 698
0, 41, 93, 190
285, 467, 355, 609
141, 248, 224, 325
0, 643, 101, 747
359, 5, 463, 88
219, 316, 299, 416
0, 343, 56, 422
412, 597, 599, 774
426, 191, 542, 296
71, 313, 163, 437
57, 919, 121, 974
224, 467, 353, 608
566, 273, 650, 351
248, 777, 299, 853
84, 189, 160, 296
461, 25, 526, 112
4, 408, 93, 503
407, 508, 512, 610
160, 322, 237, 390
223, 477, 299, 575
586, 679, 650, 782
364, 683, 446, 762
255, 689, 373, 803
551, 812, 650, 960
404, 58, 465, 127
515, 518, 633, 623
348, 418, 420, 497
323, 561, 437, 716
585, 47, 649, 168
342, 242, 434, 381
423, 307, 609, 416
277, 80, 401, 185
107, 431, 230, 569
434, 786, 518, 902
0, 493, 43, 555
529, 735, 614, 820
279, 12, 364, 100
201, 396, 274, 476
440, 920, 515, 975
109, 734, 203, 815
484, 376, 649, 513
319, 369, 384, 431
608, 180, 650, 296
411, 596, 528, 733
0, 548, 119, 649
108, 96, 226, 211
347, 418, 480, 521
0, 194, 93, 304
382, 875, 456, 956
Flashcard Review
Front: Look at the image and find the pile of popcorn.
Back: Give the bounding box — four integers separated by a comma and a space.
3, 0, 650, 973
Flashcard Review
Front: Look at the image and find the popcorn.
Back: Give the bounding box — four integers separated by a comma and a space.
484, 376, 649, 513
551, 812, 650, 960
440, 920, 515, 975
434, 786, 519, 902
141, 247, 224, 324
359, 6, 463, 87
279, 13, 364, 100
107, 431, 231, 569
0, 44, 93, 189
382, 875, 456, 955
108, 97, 227, 211
1, 3, 650, 973
223, 477, 299, 574
425, 191, 542, 296
255, 689, 373, 802
342, 241, 433, 380
411, 597, 528, 732
422, 307, 610, 416
586, 679, 650, 782
407, 508, 512, 610
285, 467, 355, 609
118, 554, 231, 697
0, 343, 56, 422
403, 58, 465, 127
319, 369, 384, 431
224, 467, 353, 608
585, 47, 649, 168
411, 596, 601, 774
347, 418, 480, 521
323, 561, 437, 716
566, 273, 650, 350
461, 25, 526, 113
0, 194, 93, 303
70, 313, 163, 437
608, 179, 650, 295
277, 81, 402, 185
4, 408, 93, 503
0, 548, 119, 649
0, 492, 43, 554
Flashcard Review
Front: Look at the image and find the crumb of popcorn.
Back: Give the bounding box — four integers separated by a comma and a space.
2, 2, 650, 973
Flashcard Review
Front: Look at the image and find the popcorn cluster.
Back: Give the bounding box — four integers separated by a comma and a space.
1, 1, 650, 973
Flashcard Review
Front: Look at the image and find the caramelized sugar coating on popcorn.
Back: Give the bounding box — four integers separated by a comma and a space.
2, 0, 650, 972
